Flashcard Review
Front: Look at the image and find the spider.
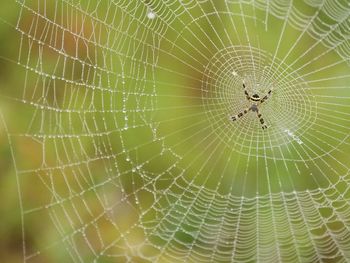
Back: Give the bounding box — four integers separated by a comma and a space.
231, 80, 273, 129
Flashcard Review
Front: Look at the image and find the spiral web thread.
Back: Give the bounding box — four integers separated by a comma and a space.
2, 0, 350, 262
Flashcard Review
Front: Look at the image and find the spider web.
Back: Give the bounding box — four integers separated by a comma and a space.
2, 0, 350, 262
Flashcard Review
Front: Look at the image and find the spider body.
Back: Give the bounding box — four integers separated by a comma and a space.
250, 104, 258, 112
251, 94, 261, 102
231, 81, 272, 129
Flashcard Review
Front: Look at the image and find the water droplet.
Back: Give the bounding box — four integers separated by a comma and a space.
147, 11, 156, 20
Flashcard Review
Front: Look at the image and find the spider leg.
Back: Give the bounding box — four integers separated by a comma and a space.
260, 89, 273, 104
231, 107, 251, 121
242, 81, 251, 101
256, 109, 268, 129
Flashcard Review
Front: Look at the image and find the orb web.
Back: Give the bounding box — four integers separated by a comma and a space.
201, 45, 317, 153
1, 0, 350, 262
